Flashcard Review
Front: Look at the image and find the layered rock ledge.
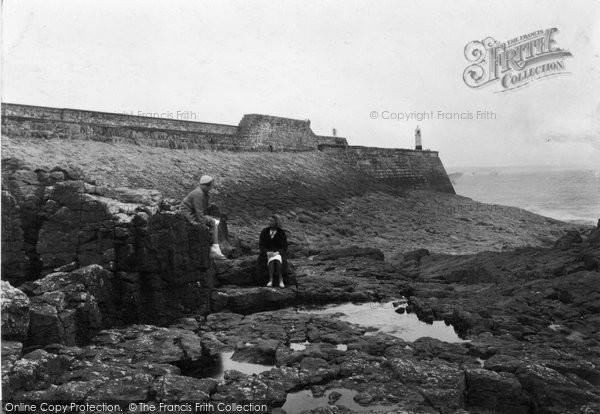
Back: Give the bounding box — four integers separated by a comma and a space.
1, 149, 598, 413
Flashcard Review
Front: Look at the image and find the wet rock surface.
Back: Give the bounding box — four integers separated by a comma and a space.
1, 281, 30, 341
4, 226, 600, 412
2, 175, 219, 326
1, 191, 29, 281
5, 262, 600, 412
1, 150, 598, 412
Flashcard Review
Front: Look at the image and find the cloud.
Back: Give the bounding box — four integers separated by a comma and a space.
534, 102, 600, 149
542, 133, 600, 150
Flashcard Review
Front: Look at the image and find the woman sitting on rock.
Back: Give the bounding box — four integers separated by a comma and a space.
258, 215, 288, 288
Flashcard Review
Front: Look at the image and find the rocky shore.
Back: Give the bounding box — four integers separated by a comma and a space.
2, 141, 599, 413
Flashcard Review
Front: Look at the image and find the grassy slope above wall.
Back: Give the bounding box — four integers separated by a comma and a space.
2, 136, 574, 257
1, 137, 400, 221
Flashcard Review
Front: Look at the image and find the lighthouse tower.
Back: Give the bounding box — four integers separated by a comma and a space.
415, 125, 422, 150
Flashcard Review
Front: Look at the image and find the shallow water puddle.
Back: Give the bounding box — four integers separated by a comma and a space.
299, 301, 468, 343
178, 342, 347, 381
173, 351, 275, 380
289, 342, 310, 351
289, 341, 348, 352
282, 388, 398, 413
218, 351, 275, 379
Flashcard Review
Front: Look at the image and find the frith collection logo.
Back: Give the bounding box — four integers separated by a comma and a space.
463, 28, 572, 92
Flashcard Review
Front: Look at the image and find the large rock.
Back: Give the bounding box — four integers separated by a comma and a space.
2, 159, 81, 283
465, 367, 531, 413
231, 339, 281, 365
20, 265, 114, 346
1, 341, 24, 395
2, 341, 23, 367
33, 180, 215, 324
386, 357, 466, 411
11, 360, 178, 402
316, 246, 385, 262
411, 227, 600, 285
85, 184, 163, 206
212, 367, 291, 407
214, 259, 258, 287
92, 325, 207, 363
36, 181, 158, 270
27, 297, 79, 347
2, 160, 42, 283
3, 324, 219, 402
1, 192, 29, 282
485, 355, 600, 412
1, 281, 30, 340
276, 342, 346, 367
389, 248, 430, 278
2, 349, 72, 399
411, 337, 473, 365
514, 363, 600, 411
554, 229, 583, 249
152, 374, 217, 401
298, 356, 341, 385
210, 287, 297, 313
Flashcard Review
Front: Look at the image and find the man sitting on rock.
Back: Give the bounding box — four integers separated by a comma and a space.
181, 175, 226, 260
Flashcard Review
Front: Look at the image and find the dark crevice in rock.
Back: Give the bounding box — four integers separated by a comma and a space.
168, 349, 222, 379
73, 189, 84, 270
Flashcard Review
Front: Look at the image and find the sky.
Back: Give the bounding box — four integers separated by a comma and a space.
2, 0, 599, 168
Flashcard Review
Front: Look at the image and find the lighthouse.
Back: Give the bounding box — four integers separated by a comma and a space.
415, 125, 422, 150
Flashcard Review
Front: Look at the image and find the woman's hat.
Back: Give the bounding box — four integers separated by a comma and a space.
271, 214, 283, 228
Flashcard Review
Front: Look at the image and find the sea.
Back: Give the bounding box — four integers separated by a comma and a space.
448, 166, 600, 226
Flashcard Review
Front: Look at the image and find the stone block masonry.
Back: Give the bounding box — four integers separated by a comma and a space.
319, 145, 455, 194
237, 114, 319, 151
1, 103, 454, 193
1, 104, 344, 152
1, 103, 242, 151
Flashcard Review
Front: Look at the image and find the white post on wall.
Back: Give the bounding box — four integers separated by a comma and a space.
415, 125, 422, 150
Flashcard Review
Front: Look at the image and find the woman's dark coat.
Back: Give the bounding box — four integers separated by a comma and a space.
256, 226, 291, 283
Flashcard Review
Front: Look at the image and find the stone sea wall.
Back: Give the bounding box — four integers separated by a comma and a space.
237, 114, 319, 151
1, 103, 242, 150
2, 103, 454, 193
2, 102, 454, 193
1, 103, 349, 152
319, 144, 455, 194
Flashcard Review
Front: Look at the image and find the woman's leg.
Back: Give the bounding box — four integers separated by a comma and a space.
267, 261, 275, 287
275, 261, 284, 288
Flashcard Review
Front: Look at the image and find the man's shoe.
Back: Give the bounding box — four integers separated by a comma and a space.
279, 281, 285, 288
210, 245, 227, 260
